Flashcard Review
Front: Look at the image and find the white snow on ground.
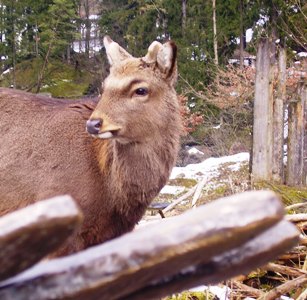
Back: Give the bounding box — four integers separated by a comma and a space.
187, 147, 204, 155
1, 68, 12, 76
170, 152, 250, 181
159, 152, 250, 196
160, 185, 185, 195
190, 285, 231, 299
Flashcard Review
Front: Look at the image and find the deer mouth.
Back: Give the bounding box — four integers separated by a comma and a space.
95, 129, 120, 139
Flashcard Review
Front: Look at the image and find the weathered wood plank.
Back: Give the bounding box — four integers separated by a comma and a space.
124, 220, 299, 300
0, 195, 82, 281
286, 82, 305, 186
252, 38, 275, 182
0, 191, 297, 300
272, 46, 286, 183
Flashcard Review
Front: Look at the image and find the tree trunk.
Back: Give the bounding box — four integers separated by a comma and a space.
239, 0, 244, 69
286, 82, 306, 186
66, 44, 71, 64
36, 42, 53, 94
84, 0, 91, 59
212, 0, 218, 65
272, 46, 286, 183
252, 38, 276, 183
181, 0, 187, 33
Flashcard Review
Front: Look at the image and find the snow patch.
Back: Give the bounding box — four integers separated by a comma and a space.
170, 153, 249, 180
190, 285, 231, 300
160, 185, 185, 195
188, 147, 204, 155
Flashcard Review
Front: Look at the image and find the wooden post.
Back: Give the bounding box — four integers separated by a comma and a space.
272, 46, 286, 183
302, 83, 307, 185
252, 38, 275, 182
286, 82, 305, 186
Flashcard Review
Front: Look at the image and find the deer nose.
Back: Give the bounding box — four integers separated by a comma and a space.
86, 119, 102, 134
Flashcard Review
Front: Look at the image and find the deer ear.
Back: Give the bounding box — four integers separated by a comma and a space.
144, 40, 177, 84
157, 41, 177, 78
103, 36, 132, 66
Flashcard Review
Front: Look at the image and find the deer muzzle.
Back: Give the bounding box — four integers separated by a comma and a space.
86, 117, 122, 139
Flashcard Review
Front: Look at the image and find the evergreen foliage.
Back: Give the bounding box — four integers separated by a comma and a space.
0, 0, 305, 99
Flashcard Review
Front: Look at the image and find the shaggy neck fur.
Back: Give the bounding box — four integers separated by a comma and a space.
95, 125, 180, 219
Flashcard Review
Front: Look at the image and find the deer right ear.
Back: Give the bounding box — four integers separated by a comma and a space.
103, 36, 132, 66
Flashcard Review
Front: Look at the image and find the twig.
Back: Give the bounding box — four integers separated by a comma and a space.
261, 262, 307, 277
296, 288, 307, 300
258, 274, 307, 300
162, 185, 197, 214
231, 280, 263, 298
286, 213, 307, 222
285, 202, 307, 211
191, 176, 208, 209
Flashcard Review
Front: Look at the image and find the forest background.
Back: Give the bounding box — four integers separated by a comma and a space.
0, 0, 306, 158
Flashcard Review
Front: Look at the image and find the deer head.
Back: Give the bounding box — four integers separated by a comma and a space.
86, 36, 178, 144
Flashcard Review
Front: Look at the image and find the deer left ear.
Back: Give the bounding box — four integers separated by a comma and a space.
157, 42, 177, 73
157, 41, 177, 85
103, 36, 132, 66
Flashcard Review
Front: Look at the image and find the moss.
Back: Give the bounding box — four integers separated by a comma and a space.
168, 178, 198, 188
253, 181, 307, 207
0, 58, 94, 98
163, 291, 215, 300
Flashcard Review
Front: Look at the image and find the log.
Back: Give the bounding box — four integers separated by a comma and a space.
125, 220, 299, 300
0, 191, 299, 300
0, 195, 82, 281
231, 280, 263, 298
262, 262, 307, 278
259, 274, 307, 300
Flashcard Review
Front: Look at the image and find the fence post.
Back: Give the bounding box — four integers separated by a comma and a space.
252, 38, 275, 182
272, 46, 286, 183
302, 83, 307, 185
286, 82, 306, 186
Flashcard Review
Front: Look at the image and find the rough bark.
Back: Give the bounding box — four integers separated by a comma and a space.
272, 46, 286, 183
303, 83, 307, 185
0, 195, 82, 281
212, 0, 218, 65
286, 82, 305, 186
252, 38, 275, 182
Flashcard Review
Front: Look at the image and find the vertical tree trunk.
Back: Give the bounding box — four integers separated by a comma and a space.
252, 38, 275, 182
286, 82, 305, 186
66, 44, 71, 64
239, 0, 244, 69
182, 0, 187, 33
84, 0, 91, 59
272, 46, 286, 183
212, 0, 218, 65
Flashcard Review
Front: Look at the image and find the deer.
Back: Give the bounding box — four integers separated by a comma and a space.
0, 36, 181, 256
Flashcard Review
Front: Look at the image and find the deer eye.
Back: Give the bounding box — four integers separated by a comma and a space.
134, 87, 149, 96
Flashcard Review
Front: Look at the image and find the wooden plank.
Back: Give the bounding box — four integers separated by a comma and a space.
125, 220, 299, 300
272, 46, 286, 183
252, 38, 275, 182
0, 191, 297, 300
286, 82, 305, 186
0, 195, 82, 281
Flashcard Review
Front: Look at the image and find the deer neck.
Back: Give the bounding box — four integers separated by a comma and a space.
95, 135, 178, 214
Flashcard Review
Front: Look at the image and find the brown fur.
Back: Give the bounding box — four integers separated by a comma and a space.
0, 38, 181, 256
